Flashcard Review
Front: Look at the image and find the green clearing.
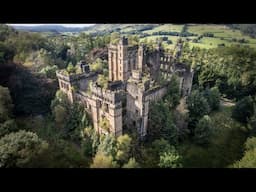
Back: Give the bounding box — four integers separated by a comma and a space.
81, 24, 256, 50
142, 24, 184, 34
186, 24, 256, 49
178, 103, 248, 168
140, 35, 181, 49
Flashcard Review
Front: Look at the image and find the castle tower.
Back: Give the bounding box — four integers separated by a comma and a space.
138, 45, 144, 71
108, 36, 140, 82
56, 71, 75, 103
108, 43, 118, 81
118, 36, 129, 81
108, 36, 128, 82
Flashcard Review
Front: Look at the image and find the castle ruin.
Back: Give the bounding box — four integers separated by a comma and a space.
56, 37, 194, 138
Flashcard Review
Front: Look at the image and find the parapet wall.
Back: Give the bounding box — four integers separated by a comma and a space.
91, 84, 125, 104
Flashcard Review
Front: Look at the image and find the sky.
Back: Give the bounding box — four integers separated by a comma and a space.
8, 24, 95, 28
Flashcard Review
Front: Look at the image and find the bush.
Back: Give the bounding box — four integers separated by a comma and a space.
232, 96, 254, 123
0, 130, 48, 168
194, 115, 213, 145
158, 146, 182, 168
40, 65, 58, 79
203, 87, 220, 111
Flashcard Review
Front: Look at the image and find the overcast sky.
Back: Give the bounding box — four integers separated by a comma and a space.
8, 24, 95, 28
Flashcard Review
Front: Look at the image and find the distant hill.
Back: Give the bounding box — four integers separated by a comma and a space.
83, 24, 160, 34
10, 25, 93, 33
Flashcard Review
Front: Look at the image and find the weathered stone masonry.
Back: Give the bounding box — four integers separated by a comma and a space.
56, 37, 193, 138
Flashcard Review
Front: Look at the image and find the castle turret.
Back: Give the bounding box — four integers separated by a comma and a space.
138, 45, 144, 71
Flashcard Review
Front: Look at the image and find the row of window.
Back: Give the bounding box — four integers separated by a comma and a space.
60, 81, 69, 91
98, 100, 109, 113
160, 57, 171, 62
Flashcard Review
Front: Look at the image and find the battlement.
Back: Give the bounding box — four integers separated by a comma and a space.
56, 36, 192, 139
56, 70, 96, 83
91, 83, 125, 104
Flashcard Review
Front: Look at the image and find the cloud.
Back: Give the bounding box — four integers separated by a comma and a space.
8, 24, 95, 28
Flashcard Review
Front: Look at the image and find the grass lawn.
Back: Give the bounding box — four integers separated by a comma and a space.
140, 35, 181, 49
142, 24, 184, 34
186, 24, 256, 49
178, 104, 248, 168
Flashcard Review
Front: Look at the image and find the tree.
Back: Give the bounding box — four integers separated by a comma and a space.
188, 90, 210, 130
0, 130, 48, 168
51, 90, 70, 110
138, 138, 175, 168
0, 85, 13, 123
203, 87, 220, 111
0, 119, 17, 138
248, 112, 256, 136
66, 63, 76, 74
0, 42, 15, 64
53, 105, 68, 128
158, 147, 182, 168
194, 115, 213, 144
40, 65, 58, 79
97, 134, 117, 157
188, 90, 210, 120
123, 158, 139, 168
110, 32, 120, 44
147, 101, 178, 144
232, 96, 254, 123
116, 134, 132, 164
64, 103, 89, 143
99, 117, 110, 132
232, 136, 256, 168
90, 58, 105, 72
97, 74, 108, 89
90, 152, 118, 168
0, 86, 17, 138
244, 137, 256, 151
164, 75, 180, 109
152, 139, 172, 155
233, 148, 256, 168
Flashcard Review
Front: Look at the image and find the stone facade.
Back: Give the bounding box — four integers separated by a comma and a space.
56, 37, 193, 138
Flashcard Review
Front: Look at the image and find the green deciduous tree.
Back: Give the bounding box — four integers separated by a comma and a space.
232, 136, 256, 168
0, 85, 13, 123
244, 137, 256, 151
66, 63, 76, 74
158, 147, 182, 168
232, 96, 254, 124
90, 58, 107, 73
40, 65, 58, 79
203, 87, 220, 111
0, 130, 48, 168
188, 90, 210, 120
148, 102, 178, 145
90, 152, 118, 168
97, 134, 117, 158
53, 105, 68, 128
164, 75, 180, 109
194, 115, 213, 145
123, 158, 139, 168
116, 134, 132, 164
0, 119, 18, 138
233, 148, 256, 168
188, 90, 210, 131
97, 74, 108, 89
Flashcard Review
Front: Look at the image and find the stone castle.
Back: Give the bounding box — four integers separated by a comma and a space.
56, 37, 194, 138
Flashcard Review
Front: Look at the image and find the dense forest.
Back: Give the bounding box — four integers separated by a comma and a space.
0, 24, 256, 168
